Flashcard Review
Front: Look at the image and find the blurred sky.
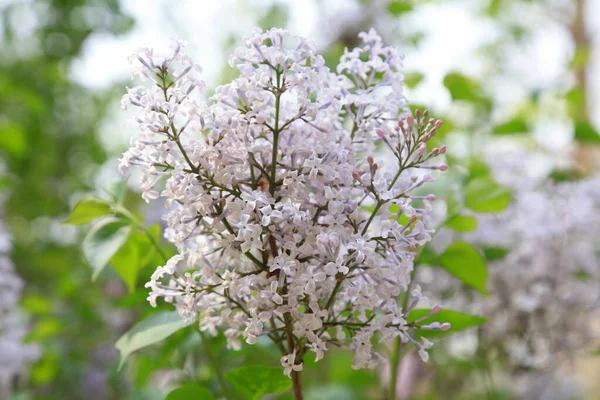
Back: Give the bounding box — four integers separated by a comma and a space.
2, 0, 599, 134
69, 1, 599, 110
61, 0, 600, 177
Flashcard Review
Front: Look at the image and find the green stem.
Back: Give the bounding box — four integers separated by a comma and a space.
284, 313, 303, 400
387, 207, 458, 399
199, 330, 232, 400
325, 279, 343, 311
270, 68, 282, 196
174, 136, 198, 173
361, 201, 383, 236
389, 256, 421, 399
389, 336, 402, 400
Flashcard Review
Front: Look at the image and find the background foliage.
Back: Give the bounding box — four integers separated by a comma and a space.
1, 0, 599, 399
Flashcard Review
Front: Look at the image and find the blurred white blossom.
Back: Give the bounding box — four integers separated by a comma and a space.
426, 152, 600, 396
0, 193, 39, 396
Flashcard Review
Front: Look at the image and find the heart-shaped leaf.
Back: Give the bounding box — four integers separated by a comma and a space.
83, 217, 131, 280
115, 311, 189, 369
66, 196, 112, 225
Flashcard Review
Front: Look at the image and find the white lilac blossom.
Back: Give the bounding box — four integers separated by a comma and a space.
120, 28, 448, 377
0, 195, 39, 396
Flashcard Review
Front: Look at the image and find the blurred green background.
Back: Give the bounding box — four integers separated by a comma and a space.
1, 0, 599, 399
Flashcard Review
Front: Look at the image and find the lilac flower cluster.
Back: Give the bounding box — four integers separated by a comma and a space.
121, 29, 448, 375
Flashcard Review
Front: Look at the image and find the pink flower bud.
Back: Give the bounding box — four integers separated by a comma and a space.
415, 109, 421, 118
419, 143, 427, 154
423, 109, 429, 117
432, 304, 443, 314
425, 194, 436, 201
440, 323, 451, 331
406, 115, 414, 126
376, 128, 385, 138
439, 145, 447, 154
352, 172, 360, 181
435, 119, 443, 129
439, 164, 448, 171
424, 322, 441, 330
367, 156, 374, 165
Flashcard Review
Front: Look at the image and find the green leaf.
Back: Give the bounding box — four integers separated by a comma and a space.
404, 72, 424, 89
0, 175, 13, 191
0, 120, 28, 157
165, 385, 214, 400
83, 217, 132, 280
65, 196, 113, 225
104, 180, 128, 204
467, 159, 491, 181
464, 178, 511, 213
438, 241, 487, 294
483, 247, 509, 261
387, 0, 413, 16
566, 88, 584, 117
570, 46, 590, 68
574, 121, 600, 143
115, 311, 189, 369
443, 72, 481, 102
492, 118, 528, 135
415, 246, 438, 265
446, 215, 477, 232
225, 365, 292, 400
141, 224, 163, 266
110, 232, 142, 293
111, 225, 163, 293
549, 169, 584, 182
408, 309, 486, 338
